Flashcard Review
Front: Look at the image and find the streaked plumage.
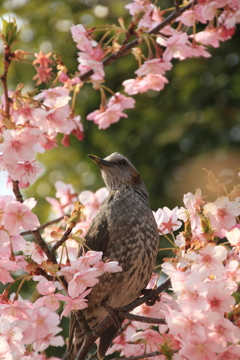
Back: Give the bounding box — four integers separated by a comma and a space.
65, 153, 159, 360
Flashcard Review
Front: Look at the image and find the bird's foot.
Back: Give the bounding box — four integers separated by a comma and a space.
101, 303, 122, 328
141, 288, 160, 306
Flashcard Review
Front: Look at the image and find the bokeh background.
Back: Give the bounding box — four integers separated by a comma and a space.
0, 0, 240, 357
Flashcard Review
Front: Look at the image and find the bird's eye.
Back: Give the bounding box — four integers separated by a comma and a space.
119, 159, 127, 165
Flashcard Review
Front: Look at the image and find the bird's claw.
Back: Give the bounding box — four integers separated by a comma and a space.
101, 302, 122, 328
141, 288, 160, 306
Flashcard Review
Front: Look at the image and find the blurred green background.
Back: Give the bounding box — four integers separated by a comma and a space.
0, 1, 240, 357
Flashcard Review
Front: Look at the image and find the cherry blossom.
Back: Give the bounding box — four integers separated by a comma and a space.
0, 318, 25, 357
135, 59, 172, 77
77, 47, 104, 80
79, 187, 109, 219
0, 129, 38, 166
71, 24, 97, 52
177, 189, 205, 230
123, 73, 169, 95
154, 206, 182, 234
189, 244, 227, 280
86, 104, 128, 129
203, 196, 240, 238
68, 267, 101, 298
0, 258, 19, 284
226, 226, 240, 252
3, 198, 39, 236
8, 160, 43, 188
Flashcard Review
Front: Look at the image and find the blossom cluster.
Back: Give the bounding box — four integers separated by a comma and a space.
0, 86, 84, 188
70, 0, 240, 129
0, 179, 122, 359
107, 183, 240, 360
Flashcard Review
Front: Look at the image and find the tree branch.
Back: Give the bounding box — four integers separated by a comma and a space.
12, 180, 24, 203
31, 229, 57, 264
75, 278, 171, 360
79, 0, 198, 82
115, 351, 163, 360
51, 220, 76, 253
20, 215, 64, 235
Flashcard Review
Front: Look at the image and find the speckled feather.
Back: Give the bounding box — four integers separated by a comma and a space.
64, 153, 159, 360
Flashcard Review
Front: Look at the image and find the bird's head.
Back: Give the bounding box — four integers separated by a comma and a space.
88, 152, 149, 198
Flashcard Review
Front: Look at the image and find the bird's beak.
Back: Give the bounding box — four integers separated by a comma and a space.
88, 154, 112, 168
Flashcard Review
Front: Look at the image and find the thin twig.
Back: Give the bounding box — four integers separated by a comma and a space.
117, 312, 166, 325
31, 229, 57, 264
51, 221, 76, 253
115, 351, 163, 360
20, 216, 64, 235
12, 180, 24, 203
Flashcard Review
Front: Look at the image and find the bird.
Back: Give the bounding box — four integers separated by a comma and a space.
65, 152, 159, 360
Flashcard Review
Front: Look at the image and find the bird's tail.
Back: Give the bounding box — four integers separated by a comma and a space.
64, 313, 84, 360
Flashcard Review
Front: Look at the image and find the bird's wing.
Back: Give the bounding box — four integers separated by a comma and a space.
81, 199, 111, 254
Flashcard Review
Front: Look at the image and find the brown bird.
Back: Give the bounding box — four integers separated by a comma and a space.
65, 152, 159, 360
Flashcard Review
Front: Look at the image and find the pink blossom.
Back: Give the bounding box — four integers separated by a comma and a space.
165, 307, 207, 343
223, 260, 240, 286
33, 66, 53, 85
226, 226, 240, 251
0, 258, 19, 284
87, 105, 128, 129
176, 9, 198, 26
161, 262, 188, 294
138, 4, 164, 31
55, 181, 77, 207
35, 86, 70, 107
201, 281, 235, 315
24, 241, 47, 263
8, 160, 43, 188
78, 250, 103, 267
94, 260, 122, 274
125, 1, 151, 16
161, 33, 189, 61
216, 345, 240, 360
207, 312, 240, 352
71, 24, 97, 52
0, 300, 33, 323
190, 244, 227, 280
131, 329, 164, 353
154, 206, 182, 234
135, 59, 172, 77
68, 267, 101, 298
79, 187, 109, 219
57, 289, 91, 317
180, 335, 217, 360
22, 307, 64, 351
108, 92, 135, 111
203, 196, 240, 237
3, 198, 39, 235
0, 129, 38, 165
0, 318, 25, 356
200, 1, 219, 22
0, 230, 11, 257
223, 9, 240, 29
77, 47, 104, 80
177, 189, 205, 229
193, 29, 221, 48
123, 74, 168, 95
33, 51, 53, 68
